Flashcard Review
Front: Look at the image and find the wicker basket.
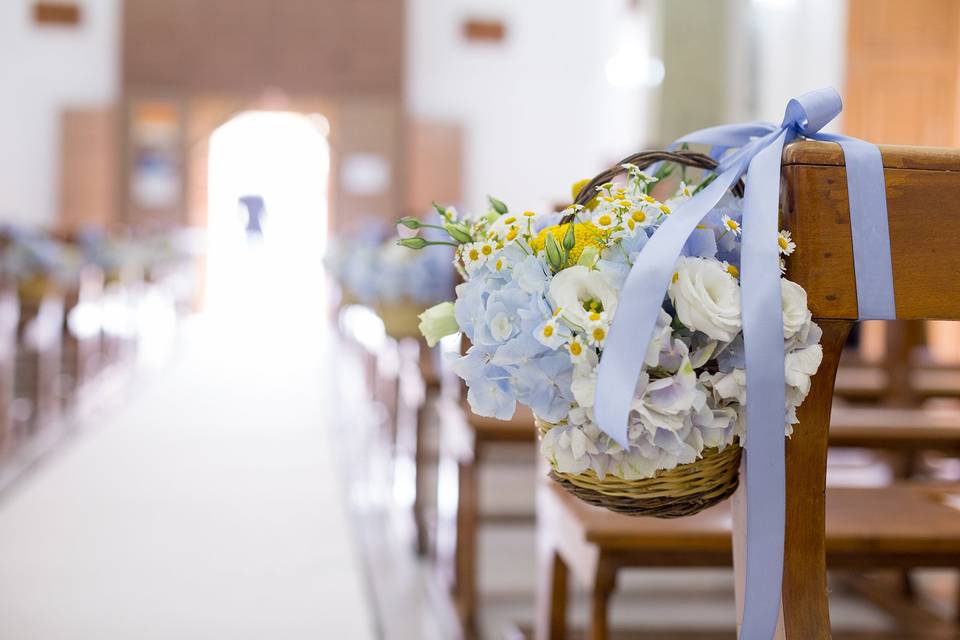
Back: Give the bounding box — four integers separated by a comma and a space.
540, 149, 747, 518
538, 419, 742, 518
376, 300, 426, 339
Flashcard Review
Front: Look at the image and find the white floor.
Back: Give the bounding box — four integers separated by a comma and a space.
0, 307, 375, 639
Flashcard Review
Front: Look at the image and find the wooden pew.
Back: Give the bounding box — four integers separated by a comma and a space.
394, 337, 443, 555
61, 266, 104, 406
535, 480, 960, 640
532, 142, 960, 639
0, 286, 18, 461
434, 396, 536, 637
14, 291, 64, 439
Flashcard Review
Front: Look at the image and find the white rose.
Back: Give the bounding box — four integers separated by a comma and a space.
668, 257, 742, 341
549, 265, 619, 329
418, 301, 459, 347
781, 278, 812, 339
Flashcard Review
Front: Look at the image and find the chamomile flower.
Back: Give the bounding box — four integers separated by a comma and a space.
586, 323, 608, 347
535, 316, 570, 349
721, 261, 739, 279
462, 242, 486, 272
478, 240, 496, 260
567, 335, 589, 364
720, 214, 742, 237
778, 229, 796, 256
492, 254, 509, 273
677, 181, 695, 199
592, 211, 618, 231
658, 203, 672, 216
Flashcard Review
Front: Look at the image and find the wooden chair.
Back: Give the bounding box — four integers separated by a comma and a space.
533, 141, 960, 639
434, 395, 537, 637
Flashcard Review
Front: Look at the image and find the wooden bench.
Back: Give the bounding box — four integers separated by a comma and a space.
536, 480, 960, 640
434, 396, 536, 637
0, 287, 18, 461
15, 293, 64, 439
61, 266, 105, 406
529, 141, 960, 639
393, 336, 444, 554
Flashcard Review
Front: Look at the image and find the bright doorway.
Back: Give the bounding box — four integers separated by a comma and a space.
205, 111, 330, 320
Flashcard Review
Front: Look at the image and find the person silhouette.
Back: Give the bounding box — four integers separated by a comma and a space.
238, 195, 266, 243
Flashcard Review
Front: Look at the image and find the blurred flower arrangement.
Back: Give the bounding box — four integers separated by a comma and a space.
400, 165, 823, 481
327, 223, 455, 337
0, 226, 79, 301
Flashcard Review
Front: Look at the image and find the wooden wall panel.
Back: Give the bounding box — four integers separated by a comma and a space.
123, 0, 404, 96
845, 0, 960, 145
405, 121, 463, 217
59, 108, 117, 231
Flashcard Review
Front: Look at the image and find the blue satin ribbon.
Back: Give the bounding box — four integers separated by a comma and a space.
593, 88, 894, 639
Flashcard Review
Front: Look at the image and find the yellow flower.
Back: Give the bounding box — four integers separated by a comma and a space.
530, 221, 607, 266
570, 178, 599, 210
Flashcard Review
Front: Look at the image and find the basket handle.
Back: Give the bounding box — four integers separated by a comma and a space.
562, 150, 745, 224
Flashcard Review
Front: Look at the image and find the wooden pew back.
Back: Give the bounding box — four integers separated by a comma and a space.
776, 141, 960, 638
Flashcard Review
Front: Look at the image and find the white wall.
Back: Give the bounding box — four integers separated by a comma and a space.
406, 0, 659, 215
741, 0, 848, 131
0, 0, 120, 227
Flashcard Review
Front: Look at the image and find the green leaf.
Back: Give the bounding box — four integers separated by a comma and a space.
488, 195, 508, 215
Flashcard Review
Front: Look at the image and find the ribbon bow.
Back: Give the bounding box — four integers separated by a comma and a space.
593, 88, 894, 639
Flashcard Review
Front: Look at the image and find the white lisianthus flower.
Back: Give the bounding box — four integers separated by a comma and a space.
549, 265, 619, 329
780, 278, 812, 339
785, 343, 824, 400
570, 363, 598, 408
418, 301, 459, 347
668, 256, 742, 341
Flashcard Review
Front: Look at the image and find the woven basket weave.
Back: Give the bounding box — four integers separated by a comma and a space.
540, 148, 746, 518
538, 420, 741, 518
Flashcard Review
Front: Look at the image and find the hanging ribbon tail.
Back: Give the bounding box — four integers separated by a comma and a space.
813, 133, 895, 320
738, 128, 790, 640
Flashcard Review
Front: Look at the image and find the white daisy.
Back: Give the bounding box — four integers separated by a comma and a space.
566, 335, 590, 364
778, 229, 796, 256
592, 211, 618, 231
535, 317, 570, 350
720, 214, 741, 237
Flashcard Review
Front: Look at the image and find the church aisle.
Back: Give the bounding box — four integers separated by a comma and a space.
0, 314, 374, 640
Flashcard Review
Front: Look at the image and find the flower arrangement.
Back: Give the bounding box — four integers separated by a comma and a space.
401, 161, 823, 485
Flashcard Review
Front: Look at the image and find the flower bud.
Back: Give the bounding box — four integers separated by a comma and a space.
396, 217, 422, 229
488, 195, 508, 215
397, 237, 428, 250
545, 234, 563, 271
444, 223, 473, 244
